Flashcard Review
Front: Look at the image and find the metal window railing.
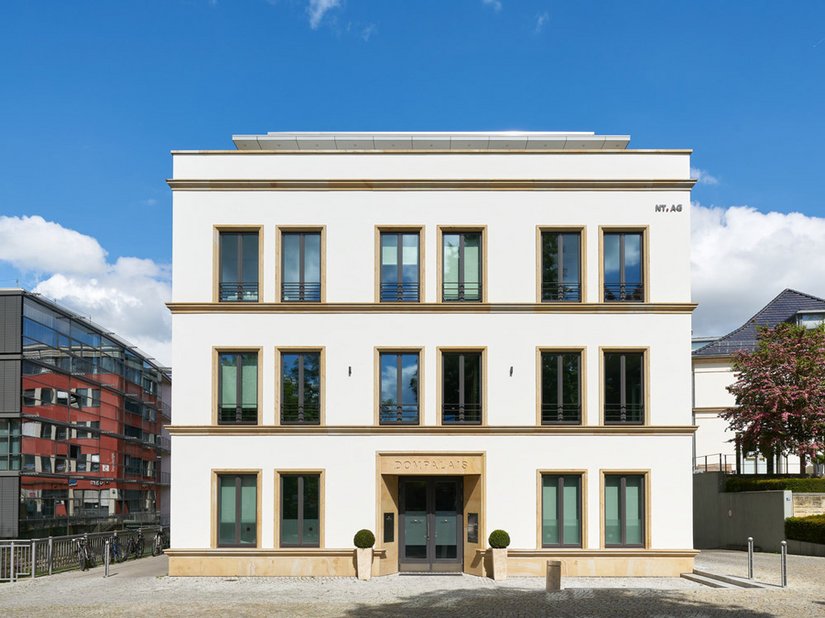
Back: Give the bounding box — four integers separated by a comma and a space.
541, 283, 581, 302
281, 282, 321, 302
379, 282, 420, 302
379, 403, 420, 424
541, 403, 581, 424
442, 282, 482, 302
603, 283, 644, 302
219, 283, 259, 303
280, 403, 321, 424
604, 404, 644, 424
442, 402, 482, 424
218, 405, 258, 424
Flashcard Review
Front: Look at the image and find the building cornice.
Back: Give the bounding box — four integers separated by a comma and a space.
166, 302, 697, 315
171, 149, 693, 155
165, 425, 698, 436
166, 178, 696, 191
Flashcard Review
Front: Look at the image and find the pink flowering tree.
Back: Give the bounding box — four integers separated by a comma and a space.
722, 322, 825, 473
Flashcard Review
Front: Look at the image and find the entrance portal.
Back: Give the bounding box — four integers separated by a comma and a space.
398, 477, 463, 572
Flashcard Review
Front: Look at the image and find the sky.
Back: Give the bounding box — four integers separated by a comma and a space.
1, 0, 824, 365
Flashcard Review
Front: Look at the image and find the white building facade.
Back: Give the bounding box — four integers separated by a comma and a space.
166, 132, 697, 577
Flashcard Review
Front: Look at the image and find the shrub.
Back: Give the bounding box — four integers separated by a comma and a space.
353, 529, 375, 549
785, 514, 825, 545
488, 529, 510, 549
724, 477, 825, 493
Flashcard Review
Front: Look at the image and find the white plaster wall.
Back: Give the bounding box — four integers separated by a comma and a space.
170, 433, 694, 551
693, 361, 737, 409
170, 312, 692, 427
694, 413, 737, 458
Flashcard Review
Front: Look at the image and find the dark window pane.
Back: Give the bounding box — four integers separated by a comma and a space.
281, 476, 299, 546
604, 232, 643, 302
220, 232, 258, 302
282, 233, 322, 302
604, 352, 643, 424
379, 352, 419, 424
541, 352, 581, 424
442, 352, 481, 424
218, 352, 258, 424
303, 475, 320, 546
542, 232, 581, 301
281, 352, 321, 424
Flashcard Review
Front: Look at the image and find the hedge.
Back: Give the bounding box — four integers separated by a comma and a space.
724, 477, 825, 493
785, 514, 825, 545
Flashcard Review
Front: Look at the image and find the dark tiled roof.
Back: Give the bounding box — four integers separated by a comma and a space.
693, 289, 825, 357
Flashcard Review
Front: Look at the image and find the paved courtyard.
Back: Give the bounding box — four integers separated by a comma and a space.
1, 551, 824, 616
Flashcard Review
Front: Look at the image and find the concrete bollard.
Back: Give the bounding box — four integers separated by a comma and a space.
546, 560, 562, 592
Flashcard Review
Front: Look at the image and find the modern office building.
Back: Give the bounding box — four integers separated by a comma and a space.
0, 290, 170, 538
693, 288, 825, 473
167, 131, 697, 577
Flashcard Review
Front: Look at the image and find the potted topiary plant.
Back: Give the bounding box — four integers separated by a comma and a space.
488, 529, 510, 581
354, 529, 376, 580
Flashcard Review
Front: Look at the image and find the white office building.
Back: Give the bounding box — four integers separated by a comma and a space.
166, 131, 697, 577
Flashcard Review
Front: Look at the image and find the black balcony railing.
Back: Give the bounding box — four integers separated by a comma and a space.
442, 282, 482, 302
604, 404, 644, 424
380, 281, 420, 302
541, 282, 581, 302
442, 402, 482, 424
282, 282, 322, 302
219, 282, 259, 302
281, 403, 321, 424
218, 405, 258, 424
541, 403, 581, 424
604, 283, 644, 302
379, 403, 420, 424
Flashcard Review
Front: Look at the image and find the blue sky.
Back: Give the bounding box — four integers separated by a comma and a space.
1, 1, 824, 362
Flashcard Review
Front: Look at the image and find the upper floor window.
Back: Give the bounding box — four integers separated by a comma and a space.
218, 352, 258, 424
380, 232, 420, 302
603, 232, 643, 302
282, 232, 321, 302
442, 350, 482, 424
604, 474, 645, 547
442, 231, 482, 302
217, 473, 258, 547
281, 351, 321, 424
604, 351, 644, 424
541, 474, 582, 547
379, 351, 420, 424
541, 351, 581, 424
541, 231, 581, 302
219, 231, 259, 302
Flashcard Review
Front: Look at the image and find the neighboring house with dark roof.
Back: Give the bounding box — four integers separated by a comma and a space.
692, 289, 825, 473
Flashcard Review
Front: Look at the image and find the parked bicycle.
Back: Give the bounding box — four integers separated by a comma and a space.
109, 531, 125, 563
151, 528, 167, 556
74, 536, 95, 571
125, 528, 145, 560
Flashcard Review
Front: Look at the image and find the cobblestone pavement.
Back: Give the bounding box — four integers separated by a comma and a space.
1, 551, 824, 617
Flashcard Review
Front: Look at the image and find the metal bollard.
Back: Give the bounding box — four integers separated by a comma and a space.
31, 540, 36, 579
10, 541, 14, 583
780, 540, 787, 587
104, 539, 110, 578
47, 537, 53, 576
747, 537, 754, 579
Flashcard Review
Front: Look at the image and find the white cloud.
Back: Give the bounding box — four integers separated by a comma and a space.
691, 204, 825, 338
308, 0, 341, 29
361, 23, 376, 42
482, 0, 502, 11
0, 216, 171, 365
691, 167, 720, 186
535, 11, 549, 33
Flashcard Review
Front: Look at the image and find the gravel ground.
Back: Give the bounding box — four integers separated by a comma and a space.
1, 551, 824, 617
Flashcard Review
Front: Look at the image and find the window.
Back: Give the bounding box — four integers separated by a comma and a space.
219, 231, 259, 302
797, 311, 825, 329
0, 419, 22, 472
441, 351, 482, 424
282, 231, 322, 302
541, 351, 581, 424
280, 351, 321, 424
442, 231, 482, 302
604, 474, 645, 547
217, 473, 258, 547
603, 231, 643, 301
280, 474, 320, 547
542, 475, 582, 547
218, 352, 259, 424
380, 232, 420, 302
379, 351, 420, 424
604, 351, 644, 424
541, 231, 581, 302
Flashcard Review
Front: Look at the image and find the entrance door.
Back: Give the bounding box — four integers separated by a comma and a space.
399, 477, 463, 572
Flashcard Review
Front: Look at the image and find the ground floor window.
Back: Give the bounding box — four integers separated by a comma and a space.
217, 474, 257, 547
541, 474, 582, 547
280, 474, 320, 547
604, 474, 645, 547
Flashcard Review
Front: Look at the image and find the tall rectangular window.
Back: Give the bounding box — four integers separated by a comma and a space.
541, 231, 581, 302
379, 352, 420, 424
217, 474, 257, 547
442, 232, 482, 302
280, 474, 320, 547
541, 352, 581, 424
218, 352, 258, 424
282, 232, 322, 302
603, 232, 643, 301
442, 351, 482, 424
281, 352, 321, 424
604, 474, 644, 547
380, 232, 420, 302
219, 232, 259, 302
542, 475, 582, 547
604, 352, 644, 424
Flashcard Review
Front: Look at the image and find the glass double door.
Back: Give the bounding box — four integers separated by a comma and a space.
399, 477, 463, 572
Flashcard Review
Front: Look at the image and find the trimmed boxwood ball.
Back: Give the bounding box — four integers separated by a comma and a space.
354, 529, 376, 549
488, 529, 510, 549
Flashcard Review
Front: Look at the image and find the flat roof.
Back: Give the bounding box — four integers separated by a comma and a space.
232, 131, 631, 152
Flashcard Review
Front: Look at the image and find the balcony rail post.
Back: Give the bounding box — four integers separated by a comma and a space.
780, 540, 787, 587
48, 536, 53, 575
31, 540, 36, 579
104, 538, 110, 578
10, 541, 14, 583
747, 537, 754, 579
